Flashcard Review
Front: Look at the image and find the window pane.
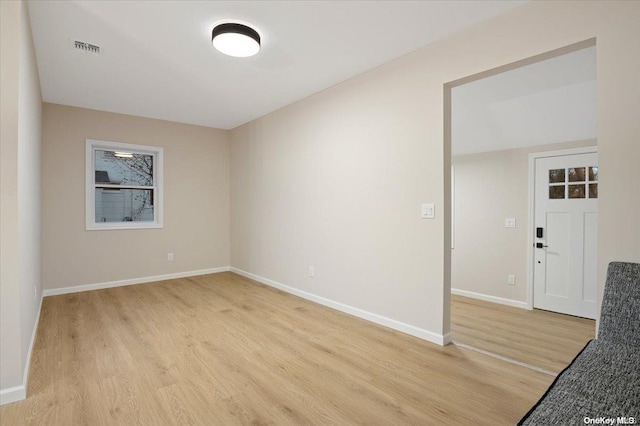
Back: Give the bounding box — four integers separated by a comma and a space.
95, 150, 153, 186
589, 166, 598, 181
568, 184, 586, 199
549, 169, 565, 183
568, 167, 586, 182
95, 188, 154, 222
589, 183, 598, 199
549, 186, 565, 199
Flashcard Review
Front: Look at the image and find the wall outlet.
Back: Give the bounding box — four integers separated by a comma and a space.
508, 274, 516, 285
168, 252, 174, 262
309, 266, 314, 277
505, 218, 516, 228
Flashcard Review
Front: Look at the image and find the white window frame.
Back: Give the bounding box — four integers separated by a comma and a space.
86, 139, 163, 230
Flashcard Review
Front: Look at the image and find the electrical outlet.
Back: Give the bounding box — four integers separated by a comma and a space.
508, 274, 516, 285
168, 252, 174, 262
309, 266, 314, 277
505, 218, 516, 228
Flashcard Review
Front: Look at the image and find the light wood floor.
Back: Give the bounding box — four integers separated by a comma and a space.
1, 273, 554, 425
451, 294, 596, 374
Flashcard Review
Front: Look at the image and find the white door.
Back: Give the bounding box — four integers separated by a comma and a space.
533, 152, 598, 319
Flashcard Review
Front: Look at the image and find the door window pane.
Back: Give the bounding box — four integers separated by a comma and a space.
549, 169, 565, 183
568, 167, 586, 182
568, 184, 586, 199
549, 186, 565, 199
589, 183, 598, 199
589, 166, 598, 181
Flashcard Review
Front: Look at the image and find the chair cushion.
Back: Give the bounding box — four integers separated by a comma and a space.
519, 339, 640, 425
598, 262, 640, 345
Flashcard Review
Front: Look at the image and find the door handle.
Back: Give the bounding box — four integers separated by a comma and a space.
536, 243, 549, 249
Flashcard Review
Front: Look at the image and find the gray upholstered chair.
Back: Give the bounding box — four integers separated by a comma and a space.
519, 262, 640, 425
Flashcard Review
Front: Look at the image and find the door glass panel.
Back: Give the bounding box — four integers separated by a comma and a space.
549, 169, 566, 183
568, 184, 586, 199
549, 185, 565, 199
589, 166, 598, 181
568, 167, 586, 182
589, 183, 598, 199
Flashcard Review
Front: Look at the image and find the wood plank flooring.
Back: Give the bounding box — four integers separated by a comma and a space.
451, 294, 596, 374
1, 273, 553, 425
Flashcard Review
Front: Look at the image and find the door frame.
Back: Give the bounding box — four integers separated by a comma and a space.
526, 146, 598, 310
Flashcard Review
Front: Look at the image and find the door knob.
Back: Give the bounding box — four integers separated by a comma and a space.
536, 243, 549, 249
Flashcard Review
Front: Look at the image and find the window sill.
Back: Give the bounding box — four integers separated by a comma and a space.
86, 222, 163, 231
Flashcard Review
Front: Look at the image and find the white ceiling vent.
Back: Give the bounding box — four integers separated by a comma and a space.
72, 40, 102, 55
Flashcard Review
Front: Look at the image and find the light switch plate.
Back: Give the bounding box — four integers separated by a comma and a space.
505, 218, 516, 228
421, 203, 435, 219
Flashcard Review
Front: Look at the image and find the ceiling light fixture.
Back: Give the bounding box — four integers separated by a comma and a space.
212, 22, 261, 58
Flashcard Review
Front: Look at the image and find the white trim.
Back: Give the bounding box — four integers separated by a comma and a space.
230, 267, 448, 346
451, 288, 529, 310
451, 165, 455, 250
42, 267, 230, 297
86, 139, 164, 231
527, 146, 598, 311
0, 294, 43, 406
0, 385, 25, 406
22, 293, 43, 399
527, 153, 536, 310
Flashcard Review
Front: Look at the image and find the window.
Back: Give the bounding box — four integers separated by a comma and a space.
548, 165, 598, 200
86, 139, 163, 230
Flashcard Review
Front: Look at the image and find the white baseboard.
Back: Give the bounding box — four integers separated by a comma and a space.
42, 267, 231, 297
230, 267, 448, 346
0, 293, 43, 406
451, 288, 529, 309
0, 385, 25, 406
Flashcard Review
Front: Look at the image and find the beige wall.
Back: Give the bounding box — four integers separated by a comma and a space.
231, 1, 640, 340
452, 140, 596, 303
17, 0, 43, 382
1, 0, 23, 392
1, 0, 43, 395
41, 104, 230, 290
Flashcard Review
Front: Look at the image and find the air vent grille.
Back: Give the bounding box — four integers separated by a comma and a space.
73, 40, 101, 55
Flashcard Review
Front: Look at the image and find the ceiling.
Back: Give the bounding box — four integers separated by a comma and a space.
27, 1, 527, 130
452, 46, 597, 155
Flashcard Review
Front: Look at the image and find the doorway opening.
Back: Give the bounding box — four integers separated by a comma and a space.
444, 39, 598, 375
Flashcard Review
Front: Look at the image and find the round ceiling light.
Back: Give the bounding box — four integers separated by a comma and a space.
212, 23, 261, 58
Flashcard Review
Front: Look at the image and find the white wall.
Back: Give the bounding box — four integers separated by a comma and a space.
0, 0, 43, 403
231, 1, 640, 343
452, 140, 596, 304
